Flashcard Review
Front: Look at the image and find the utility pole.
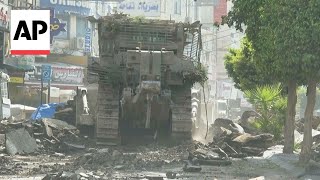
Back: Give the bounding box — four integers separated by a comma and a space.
48, 80, 51, 103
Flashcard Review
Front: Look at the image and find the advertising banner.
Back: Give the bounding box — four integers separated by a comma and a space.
40, 0, 91, 16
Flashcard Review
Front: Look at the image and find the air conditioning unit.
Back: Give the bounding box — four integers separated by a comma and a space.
76, 37, 85, 49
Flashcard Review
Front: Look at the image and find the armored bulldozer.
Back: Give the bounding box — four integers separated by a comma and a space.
88, 14, 204, 145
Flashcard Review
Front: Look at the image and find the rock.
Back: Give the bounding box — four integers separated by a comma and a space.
52, 152, 65, 157
42, 118, 77, 134
212, 118, 245, 140
42, 174, 53, 180
87, 148, 97, 153
6, 128, 37, 155
228, 133, 274, 153
241, 147, 265, 156
232, 133, 274, 144
295, 129, 320, 145
298, 116, 320, 130
183, 161, 202, 172
92, 175, 100, 179
238, 111, 259, 133
112, 150, 121, 157
63, 142, 85, 151
84, 153, 93, 158
249, 176, 265, 180
79, 172, 89, 178
61, 172, 78, 180
98, 148, 109, 154
295, 120, 304, 133
166, 171, 177, 179
232, 123, 245, 134
194, 148, 220, 160
114, 165, 124, 170
181, 151, 189, 160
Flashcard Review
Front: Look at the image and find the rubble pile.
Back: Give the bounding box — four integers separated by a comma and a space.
32, 118, 87, 153
209, 118, 275, 158
184, 143, 232, 172
0, 117, 88, 156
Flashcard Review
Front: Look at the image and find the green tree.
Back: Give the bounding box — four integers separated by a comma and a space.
223, 0, 299, 155
224, 37, 274, 91
224, 0, 320, 163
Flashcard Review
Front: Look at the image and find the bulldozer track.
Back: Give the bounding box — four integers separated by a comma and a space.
171, 88, 193, 140
96, 83, 121, 145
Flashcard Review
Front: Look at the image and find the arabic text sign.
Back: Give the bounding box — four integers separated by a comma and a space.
52, 67, 84, 84
118, 0, 161, 17
40, 0, 91, 16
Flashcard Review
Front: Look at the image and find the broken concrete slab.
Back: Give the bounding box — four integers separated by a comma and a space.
5, 128, 37, 155
42, 118, 77, 132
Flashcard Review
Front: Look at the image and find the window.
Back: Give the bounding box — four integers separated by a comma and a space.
1, 81, 8, 98
174, 0, 181, 15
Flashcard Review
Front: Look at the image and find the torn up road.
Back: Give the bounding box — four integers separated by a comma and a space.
0, 115, 318, 179
0, 141, 301, 180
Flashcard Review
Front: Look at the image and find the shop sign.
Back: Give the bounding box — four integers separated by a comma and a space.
118, 0, 160, 17
25, 65, 84, 85
84, 28, 91, 53
52, 67, 83, 84
40, 0, 91, 16
10, 77, 24, 84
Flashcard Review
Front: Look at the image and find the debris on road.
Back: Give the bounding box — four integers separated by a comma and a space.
5, 128, 37, 155
210, 118, 275, 158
